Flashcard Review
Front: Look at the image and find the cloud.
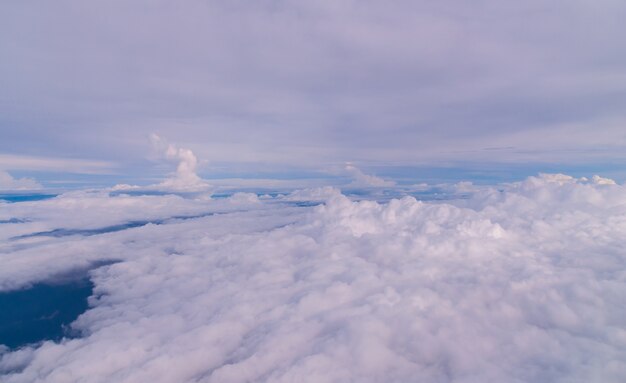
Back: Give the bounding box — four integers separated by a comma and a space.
591, 174, 617, 185
1, 0, 626, 174
286, 186, 343, 202
205, 178, 339, 191
0, 171, 41, 191
0, 155, 115, 175
1, 174, 625, 382
148, 134, 210, 191
343, 163, 396, 187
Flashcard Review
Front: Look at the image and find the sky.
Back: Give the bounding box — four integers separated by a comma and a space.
2, 4, 626, 380
2, 0, 626, 188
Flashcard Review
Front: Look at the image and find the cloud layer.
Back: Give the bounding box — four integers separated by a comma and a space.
1, 175, 625, 382
1, 0, 626, 174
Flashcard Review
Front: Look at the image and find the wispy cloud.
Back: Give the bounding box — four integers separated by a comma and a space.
0, 154, 116, 175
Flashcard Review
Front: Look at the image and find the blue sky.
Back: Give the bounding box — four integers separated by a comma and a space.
1, 0, 626, 188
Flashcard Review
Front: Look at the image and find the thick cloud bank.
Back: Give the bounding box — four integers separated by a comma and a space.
3, 1, 626, 167
1, 175, 625, 382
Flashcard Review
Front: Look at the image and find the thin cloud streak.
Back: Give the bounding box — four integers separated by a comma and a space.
0, 155, 116, 175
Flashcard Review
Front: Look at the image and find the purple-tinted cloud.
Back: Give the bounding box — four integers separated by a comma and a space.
1, 0, 625, 178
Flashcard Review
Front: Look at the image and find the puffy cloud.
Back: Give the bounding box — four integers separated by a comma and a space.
1, 174, 626, 382
591, 174, 617, 185
343, 163, 396, 187
0, 171, 41, 191
145, 134, 210, 191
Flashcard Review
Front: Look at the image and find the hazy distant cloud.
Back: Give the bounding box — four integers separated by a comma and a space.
1, 0, 625, 174
0, 155, 116, 174
0, 171, 41, 190
344, 163, 395, 187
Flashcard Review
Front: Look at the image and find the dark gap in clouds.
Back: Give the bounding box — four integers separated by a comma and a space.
0, 218, 29, 224
0, 194, 57, 203
338, 187, 472, 203
9, 211, 250, 240
0, 260, 117, 352
11, 217, 209, 240
11, 221, 156, 239
284, 201, 321, 207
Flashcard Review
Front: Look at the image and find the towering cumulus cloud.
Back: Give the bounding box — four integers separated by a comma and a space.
1, 175, 625, 382
149, 134, 209, 191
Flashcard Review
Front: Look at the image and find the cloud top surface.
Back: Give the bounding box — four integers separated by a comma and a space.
0, 175, 625, 382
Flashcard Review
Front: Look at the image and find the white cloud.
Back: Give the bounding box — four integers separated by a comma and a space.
343, 163, 396, 187
1, 174, 626, 382
591, 174, 617, 185
146, 134, 210, 191
0, 171, 41, 190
